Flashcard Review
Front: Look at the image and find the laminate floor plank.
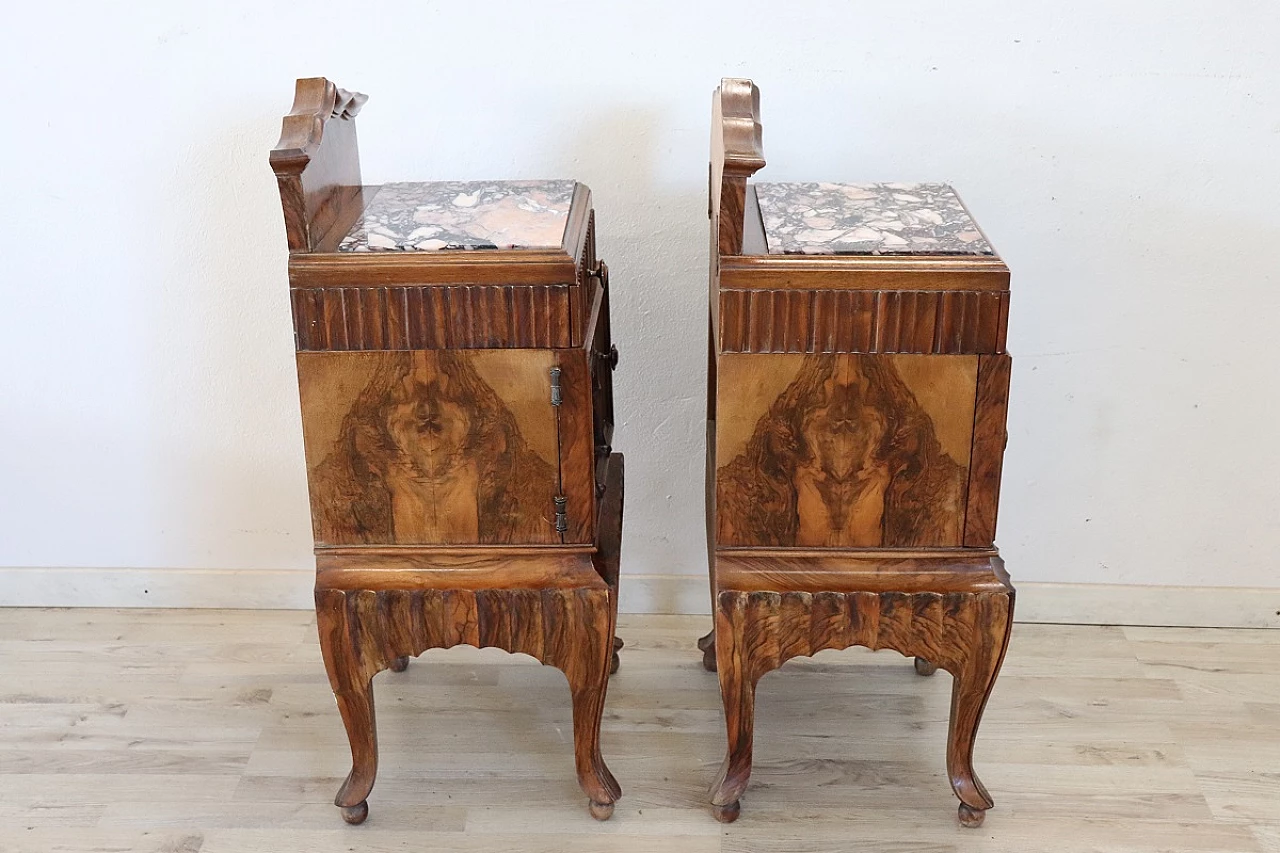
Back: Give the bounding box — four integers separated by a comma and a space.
0, 608, 1275, 852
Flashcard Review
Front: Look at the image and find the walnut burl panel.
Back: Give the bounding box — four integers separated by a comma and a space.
715, 353, 977, 548
964, 354, 1012, 547
297, 349, 560, 546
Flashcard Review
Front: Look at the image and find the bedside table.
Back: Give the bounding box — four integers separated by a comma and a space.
269, 77, 623, 823
702, 78, 1014, 827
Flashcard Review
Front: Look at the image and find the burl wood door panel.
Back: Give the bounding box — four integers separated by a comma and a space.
298, 349, 560, 545
716, 353, 978, 548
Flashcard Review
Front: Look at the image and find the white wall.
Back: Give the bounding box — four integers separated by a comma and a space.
3, 2, 1279, 611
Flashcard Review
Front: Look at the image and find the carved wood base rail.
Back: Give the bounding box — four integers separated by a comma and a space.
702, 565, 1014, 827
314, 457, 625, 824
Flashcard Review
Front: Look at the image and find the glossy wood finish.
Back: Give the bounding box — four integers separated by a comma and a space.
964, 353, 1013, 547
713, 549, 1006, 593
715, 353, 978, 548
707, 555, 1014, 825
270, 77, 623, 822
292, 284, 576, 350
298, 349, 561, 547
315, 454, 625, 825
705, 78, 1015, 826
718, 287, 1009, 354
269, 78, 366, 253
711, 78, 765, 258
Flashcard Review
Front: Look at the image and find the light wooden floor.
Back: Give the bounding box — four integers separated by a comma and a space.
0, 610, 1277, 852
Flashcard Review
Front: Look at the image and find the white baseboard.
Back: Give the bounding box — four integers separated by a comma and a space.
1, 567, 1277, 628
0, 567, 315, 610
1007, 581, 1280, 629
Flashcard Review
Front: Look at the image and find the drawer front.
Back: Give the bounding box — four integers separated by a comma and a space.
298, 349, 561, 546
715, 352, 980, 548
290, 284, 576, 351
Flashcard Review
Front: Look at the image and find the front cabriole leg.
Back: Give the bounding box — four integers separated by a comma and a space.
546, 588, 622, 819
316, 589, 383, 825
708, 591, 772, 822
944, 591, 1014, 828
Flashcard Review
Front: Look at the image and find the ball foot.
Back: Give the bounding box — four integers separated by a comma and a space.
697, 631, 718, 671
340, 801, 369, 825
588, 800, 615, 820
610, 636, 623, 675
914, 657, 937, 676
958, 803, 985, 828
389, 656, 409, 673
712, 800, 741, 823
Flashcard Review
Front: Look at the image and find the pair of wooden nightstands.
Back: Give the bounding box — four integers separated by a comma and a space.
269, 76, 1014, 828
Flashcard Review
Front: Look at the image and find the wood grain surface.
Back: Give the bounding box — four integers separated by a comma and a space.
715, 354, 977, 548
554, 348, 598, 545
964, 354, 1013, 547
313, 454, 626, 824
705, 77, 1019, 829
269, 77, 365, 254
712, 79, 767, 258
272, 77, 625, 826
714, 549, 1008, 593
718, 288, 1009, 354
312, 546, 607, 591
291, 284, 575, 350
708, 577, 1014, 826
297, 350, 560, 546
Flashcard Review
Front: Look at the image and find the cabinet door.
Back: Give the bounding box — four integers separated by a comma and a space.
298, 349, 560, 545
716, 353, 978, 548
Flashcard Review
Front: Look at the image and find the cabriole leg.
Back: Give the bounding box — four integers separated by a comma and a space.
566, 601, 622, 820
708, 596, 755, 822
945, 592, 1014, 828
316, 590, 381, 825
332, 681, 378, 824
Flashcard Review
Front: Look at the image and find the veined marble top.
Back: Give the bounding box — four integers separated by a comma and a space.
755, 182, 993, 256
338, 180, 576, 252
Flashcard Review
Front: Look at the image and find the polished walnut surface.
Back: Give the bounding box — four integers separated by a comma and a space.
338, 180, 576, 252
705, 78, 1015, 829
270, 77, 623, 825
714, 353, 978, 548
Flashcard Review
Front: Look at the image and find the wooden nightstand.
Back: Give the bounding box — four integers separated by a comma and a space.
269, 77, 623, 823
702, 78, 1014, 827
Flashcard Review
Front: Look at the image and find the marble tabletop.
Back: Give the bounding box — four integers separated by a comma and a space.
754, 182, 993, 256
338, 180, 576, 252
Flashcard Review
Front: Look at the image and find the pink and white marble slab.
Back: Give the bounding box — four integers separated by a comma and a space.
755, 182, 993, 256
338, 180, 576, 252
